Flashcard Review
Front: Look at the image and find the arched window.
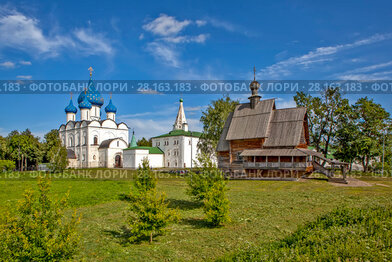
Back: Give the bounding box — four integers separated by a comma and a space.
93, 136, 98, 145
167, 162, 170, 167
68, 137, 73, 146
117, 141, 119, 147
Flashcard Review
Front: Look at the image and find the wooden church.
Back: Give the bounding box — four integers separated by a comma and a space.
216, 73, 337, 179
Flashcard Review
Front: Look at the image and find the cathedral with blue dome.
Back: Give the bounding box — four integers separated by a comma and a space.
59, 68, 129, 168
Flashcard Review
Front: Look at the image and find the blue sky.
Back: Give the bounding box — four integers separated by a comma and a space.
0, 0, 392, 140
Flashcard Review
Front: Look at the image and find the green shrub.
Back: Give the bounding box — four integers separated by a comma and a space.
134, 158, 156, 192
0, 177, 81, 261
187, 154, 227, 201
219, 206, 392, 261
203, 180, 230, 227
127, 188, 179, 243
0, 159, 15, 172
127, 159, 179, 243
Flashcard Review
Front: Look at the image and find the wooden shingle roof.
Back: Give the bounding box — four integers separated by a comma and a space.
263, 107, 306, 147
216, 112, 233, 152
226, 99, 275, 140
217, 98, 307, 151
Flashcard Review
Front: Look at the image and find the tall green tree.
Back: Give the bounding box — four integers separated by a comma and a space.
294, 88, 348, 157
44, 130, 68, 172
199, 96, 239, 156
137, 137, 152, 147
0, 136, 7, 159
6, 129, 42, 170
334, 102, 360, 171
353, 97, 391, 172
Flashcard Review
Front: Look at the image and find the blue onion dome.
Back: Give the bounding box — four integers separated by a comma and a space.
79, 95, 92, 109
105, 99, 117, 113
78, 77, 104, 106
65, 100, 77, 114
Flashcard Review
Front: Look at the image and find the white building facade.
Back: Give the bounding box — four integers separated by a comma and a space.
151, 99, 201, 168
59, 72, 129, 168
123, 99, 201, 169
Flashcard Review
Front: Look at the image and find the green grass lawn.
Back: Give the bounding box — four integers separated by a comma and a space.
1, 170, 392, 261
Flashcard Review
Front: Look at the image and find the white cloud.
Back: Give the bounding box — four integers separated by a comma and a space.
274, 97, 297, 108
0, 61, 15, 68
332, 60, 392, 80
338, 70, 392, 80
16, 75, 32, 79
259, 33, 392, 79
74, 28, 114, 55
146, 42, 180, 68
185, 105, 207, 112
142, 14, 209, 68
0, 11, 70, 57
162, 34, 208, 44
0, 8, 114, 57
19, 60, 32, 65
207, 17, 255, 36
143, 14, 191, 36
341, 61, 392, 74
195, 20, 207, 27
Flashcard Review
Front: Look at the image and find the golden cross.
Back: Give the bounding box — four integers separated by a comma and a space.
88, 66, 94, 77
110, 92, 112, 99
70, 92, 73, 99
253, 65, 256, 81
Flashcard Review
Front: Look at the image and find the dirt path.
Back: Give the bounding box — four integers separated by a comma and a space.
330, 177, 372, 187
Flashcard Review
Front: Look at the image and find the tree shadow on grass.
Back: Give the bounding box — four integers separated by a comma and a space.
104, 227, 160, 245
118, 193, 131, 201
103, 226, 133, 245
166, 198, 203, 211
180, 217, 211, 229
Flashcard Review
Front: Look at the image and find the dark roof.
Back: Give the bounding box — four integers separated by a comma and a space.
216, 112, 233, 152
152, 129, 202, 139
263, 107, 306, 147
66, 149, 77, 159
217, 98, 308, 151
124, 146, 164, 154
226, 99, 275, 140
98, 138, 126, 149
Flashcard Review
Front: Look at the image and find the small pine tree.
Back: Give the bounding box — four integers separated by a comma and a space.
203, 180, 230, 227
134, 158, 156, 192
0, 176, 81, 261
127, 188, 179, 243
187, 154, 226, 201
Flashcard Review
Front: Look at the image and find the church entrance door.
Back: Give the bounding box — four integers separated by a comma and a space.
115, 154, 122, 168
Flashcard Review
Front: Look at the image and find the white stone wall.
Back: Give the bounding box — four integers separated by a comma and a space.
151, 135, 200, 168
123, 149, 164, 169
